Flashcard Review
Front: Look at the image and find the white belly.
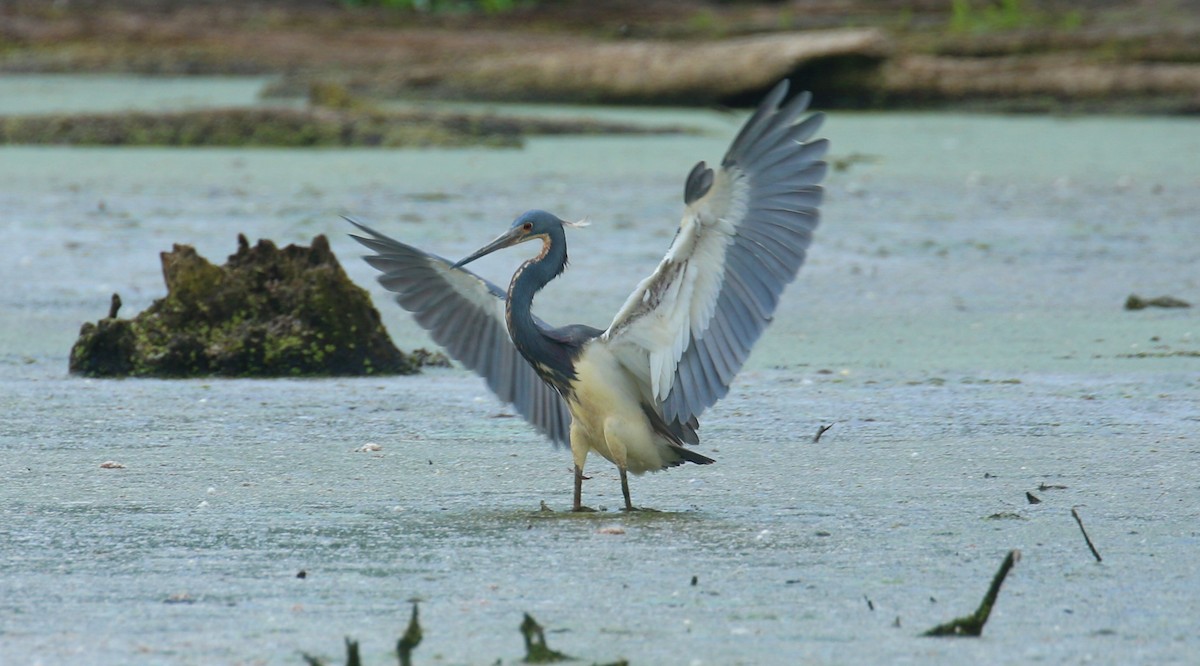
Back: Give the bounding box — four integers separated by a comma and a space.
567, 341, 671, 474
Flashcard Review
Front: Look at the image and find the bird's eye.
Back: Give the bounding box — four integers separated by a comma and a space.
522, 222, 533, 232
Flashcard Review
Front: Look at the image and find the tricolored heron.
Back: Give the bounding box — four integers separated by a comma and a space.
348, 80, 827, 511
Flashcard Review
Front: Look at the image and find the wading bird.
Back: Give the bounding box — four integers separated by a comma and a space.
348, 80, 827, 511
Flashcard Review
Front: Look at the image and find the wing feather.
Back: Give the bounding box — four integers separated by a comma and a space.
723, 248, 777, 315
754, 137, 830, 175
346, 218, 572, 447
725, 84, 792, 161
739, 117, 824, 168
757, 184, 824, 207
603, 80, 827, 432
701, 318, 737, 386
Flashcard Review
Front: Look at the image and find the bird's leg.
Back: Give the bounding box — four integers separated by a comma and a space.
572, 465, 595, 512
619, 467, 634, 512
618, 467, 658, 512
569, 426, 595, 512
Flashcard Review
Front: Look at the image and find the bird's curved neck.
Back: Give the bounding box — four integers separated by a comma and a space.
506, 233, 567, 365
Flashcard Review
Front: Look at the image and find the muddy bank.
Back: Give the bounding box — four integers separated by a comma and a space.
261, 28, 893, 107
0, 107, 514, 148
260, 30, 1200, 112
882, 54, 1200, 113
0, 90, 692, 147
3, 1, 1199, 111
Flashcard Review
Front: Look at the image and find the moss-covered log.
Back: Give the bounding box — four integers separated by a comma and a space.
70, 234, 417, 378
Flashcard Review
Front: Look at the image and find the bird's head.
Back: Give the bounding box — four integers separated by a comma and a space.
452, 210, 587, 269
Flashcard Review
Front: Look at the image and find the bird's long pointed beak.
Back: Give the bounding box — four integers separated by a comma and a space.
451, 227, 526, 269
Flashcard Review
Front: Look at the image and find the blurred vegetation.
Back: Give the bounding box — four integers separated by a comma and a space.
340, 0, 520, 12
1, 1, 1197, 112
948, 0, 1083, 34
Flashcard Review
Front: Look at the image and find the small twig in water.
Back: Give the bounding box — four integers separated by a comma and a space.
1071, 507, 1103, 562
520, 613, 573, 663
302, 638, 360, 666
345, 638, 362, 666
923, 549, 1021, 637
812, 424, 833, 443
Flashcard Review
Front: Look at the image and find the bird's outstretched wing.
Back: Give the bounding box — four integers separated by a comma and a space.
347, 218, 572, 447
603, 80, 828, 434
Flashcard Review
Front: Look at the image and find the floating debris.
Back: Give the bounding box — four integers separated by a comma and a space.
1125, 294, 1191, 310
300, 607, 631, 665
812, 423, 834, 443
1117, 350, 1200, 359
830, 152, 882, 172
924, 549, 1021, 637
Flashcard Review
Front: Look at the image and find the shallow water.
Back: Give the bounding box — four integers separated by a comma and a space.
0, 74, 275, 115
2, 77, 1199, 664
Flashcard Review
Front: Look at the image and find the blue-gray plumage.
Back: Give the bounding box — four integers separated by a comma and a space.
347, 79, 827, 511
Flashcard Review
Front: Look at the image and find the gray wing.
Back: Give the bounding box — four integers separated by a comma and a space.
346, 218, 571, 447
603, 80, 827, 434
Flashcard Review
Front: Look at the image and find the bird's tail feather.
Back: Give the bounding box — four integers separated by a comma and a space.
670, 444, 715, 466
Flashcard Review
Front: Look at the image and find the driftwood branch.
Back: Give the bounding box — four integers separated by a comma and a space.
924, 550, 1021, 637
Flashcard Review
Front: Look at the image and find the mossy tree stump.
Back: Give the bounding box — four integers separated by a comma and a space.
70, 234, 417, 378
